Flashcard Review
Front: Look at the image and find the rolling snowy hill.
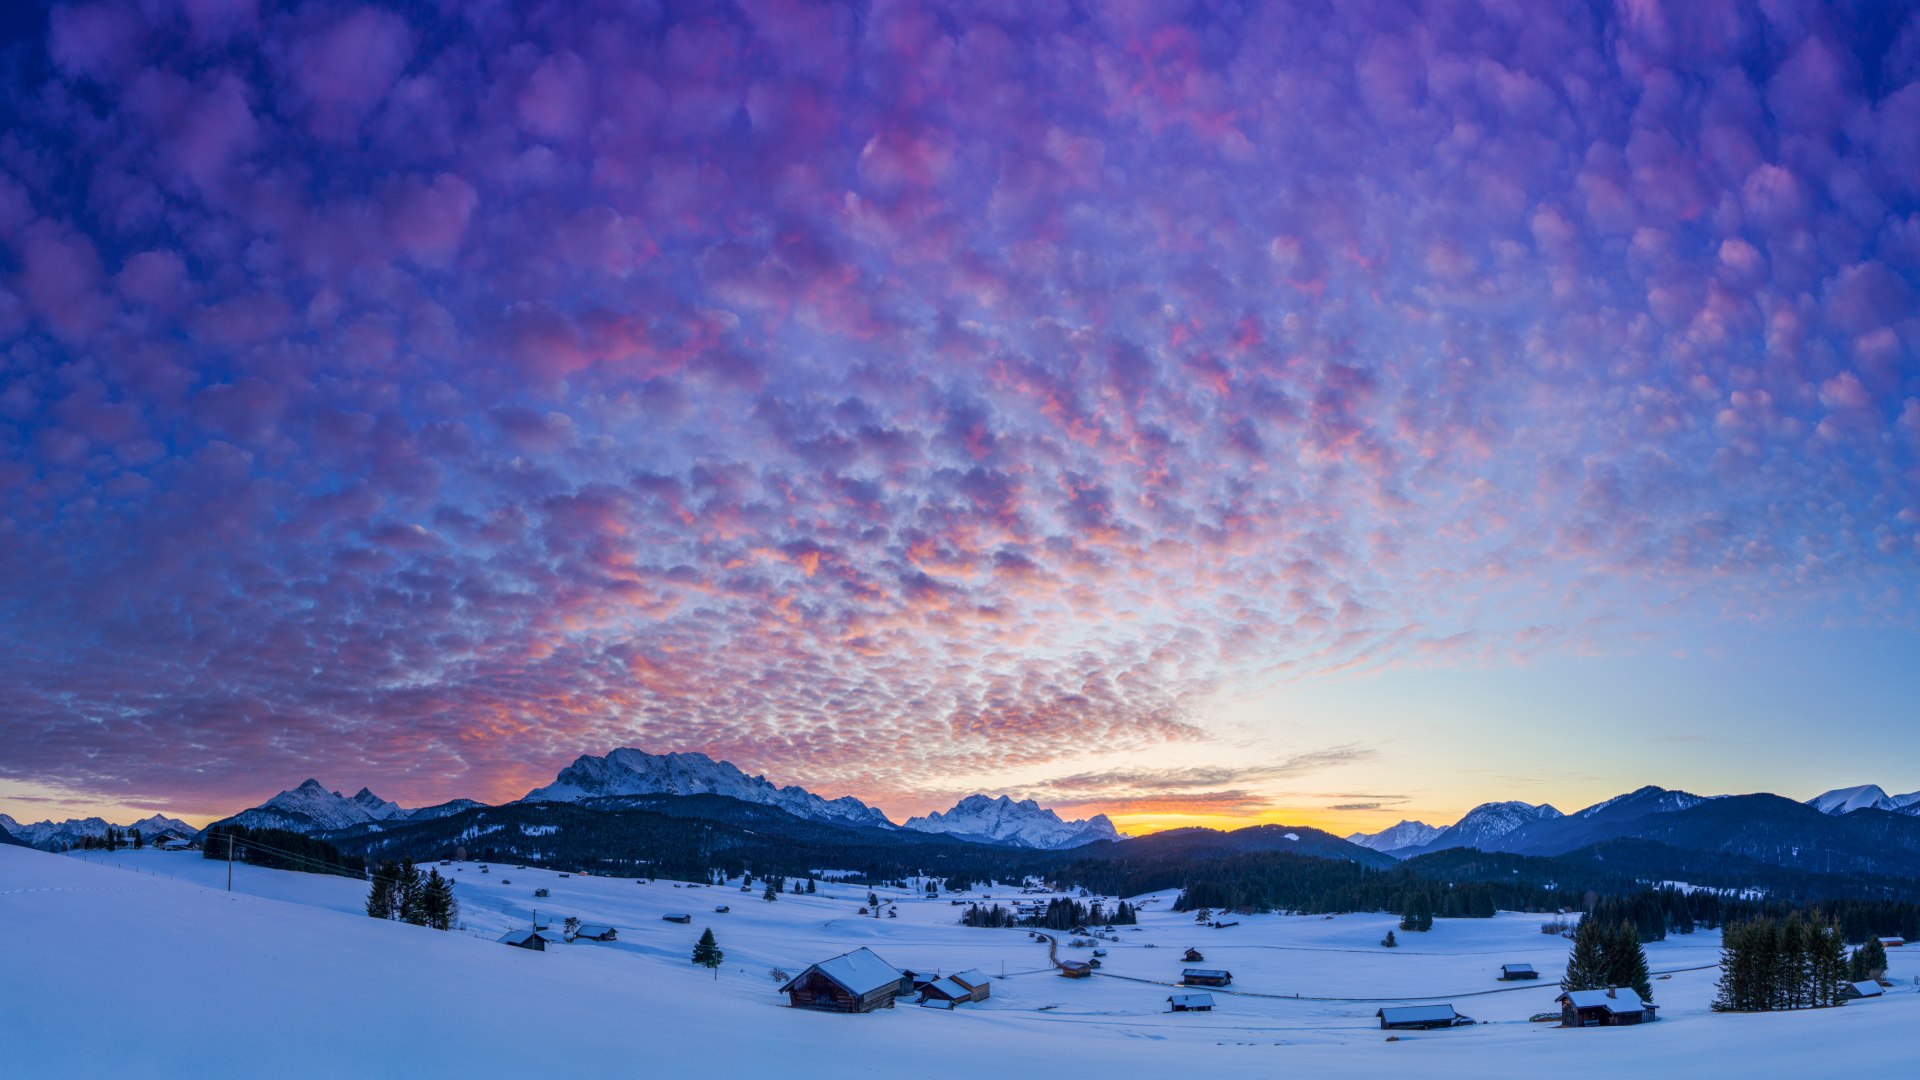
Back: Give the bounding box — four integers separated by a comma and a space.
9, 844, 1917, 1079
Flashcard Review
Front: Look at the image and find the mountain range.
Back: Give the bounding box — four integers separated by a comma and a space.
207, 749, 1122, 853
1804, 784, 1920, 815
0, 812, 197, 851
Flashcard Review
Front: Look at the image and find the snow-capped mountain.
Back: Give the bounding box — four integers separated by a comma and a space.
1806, 785, 1920, 816
1344, 820, 1442, 854
521, 749, 896, 830
1411, 800, 1562, 855
902, 795, 1122, 850
215, 780, 452, 834
0, 813, 198, 850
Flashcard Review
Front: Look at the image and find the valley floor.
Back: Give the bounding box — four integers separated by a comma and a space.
3, 846, 1913, 1078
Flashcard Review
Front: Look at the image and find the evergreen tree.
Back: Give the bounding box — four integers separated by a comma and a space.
131, 830, 144, 850
806, 878, 816, 894
366, 862, 399, 920
763, 879, 778, 902
1602, 922, 1653, 1000
1850, 938, 1888, 982
422, 868, 457, 930
691, 928, 724, 978
397, 859, 427, 926
1562, 917, 1610, 992
1381, 930, 1398, 948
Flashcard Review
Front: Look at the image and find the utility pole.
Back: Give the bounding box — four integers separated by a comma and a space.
226, 833, 234, 892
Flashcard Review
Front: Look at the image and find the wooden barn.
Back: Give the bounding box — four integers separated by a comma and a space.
1377, 1004, 1464, 1030
1168, 993, 1214, 1013
948, 970, 991, 1002
1557, 988, 1658, 1027
918, 977, 975, 1005
779, 947, 903, 1013
1058, 961, 1093, 978
1846, 981, 1885, 999
662, 913, 692, 924
1877, 937, 1906, 948
1499, 963, 1539, 981
571, 924, 617, 942
1182, 947, 1206, 962
1181, 968, 1233, 987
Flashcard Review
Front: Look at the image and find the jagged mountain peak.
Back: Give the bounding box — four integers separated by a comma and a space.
902, 794, 1121, 850
521, 748, 896, 830
1344, 820, 1442, 854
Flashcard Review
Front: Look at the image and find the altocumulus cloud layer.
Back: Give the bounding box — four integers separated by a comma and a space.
0, 1, 1916, 816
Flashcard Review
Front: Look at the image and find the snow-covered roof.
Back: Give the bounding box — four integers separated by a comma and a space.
1168, 994, 1214, 1008
1378, 1005, 1457, 1024
1501, 963, 1535, 972
498, 929, 564, 946
949, 969, 989, 988
1850, 981, 1884, 997
1559, 989, 1647, 1013
781, 947, 901, 997
574, 924, 615, 938
922, 977, 972, 1000
1183, 968, 1231, 979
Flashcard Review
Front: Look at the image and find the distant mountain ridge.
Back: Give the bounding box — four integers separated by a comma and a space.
1343, 819, 1440, 853
903, 795, 1121, 850
0, 812, 197, 851
212, 780, 480, 834
1806, 785, 1920, 815
520, 749, 897, 830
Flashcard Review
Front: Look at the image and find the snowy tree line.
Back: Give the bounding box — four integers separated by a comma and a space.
365, 860, 458, 931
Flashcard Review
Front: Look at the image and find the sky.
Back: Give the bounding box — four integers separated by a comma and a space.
0, 0, 1917, 835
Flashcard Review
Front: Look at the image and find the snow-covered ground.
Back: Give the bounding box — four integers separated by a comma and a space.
4, 846, 1913, 1078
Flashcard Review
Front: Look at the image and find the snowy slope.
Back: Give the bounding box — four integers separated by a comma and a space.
1, 813, 198, 850
903, 795, 1121, 849
521, 749, 895, 829
1806, 785, 1920, 815
1344, 820, 1442, 855
11, 845, 1916, 1080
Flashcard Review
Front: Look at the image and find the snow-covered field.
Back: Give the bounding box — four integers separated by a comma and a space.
4, 846, 1913, 1078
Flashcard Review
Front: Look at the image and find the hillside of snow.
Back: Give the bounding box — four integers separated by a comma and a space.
10, 845, 1916, 1078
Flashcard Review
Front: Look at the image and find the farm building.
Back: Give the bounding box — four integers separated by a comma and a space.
714, 905, 729, 913
496, 929, 566, 952
1058, 961, 1092, 978
1556, 988, 1658, 1027
662, 914, 692, 924
1168, 994, 1214, 1013
779, 948, 903, 1013
948, 970, 991, 1002
1377, 1004, 1465, 1030
1499, 963, 1539, 981
1877, 937, 1906, 948
1182, 947, 1205, 962
1847, 981, 1885, 999
1181, 968, 1232, 987
571, 924, 617, 942
918, 977, 975, 1005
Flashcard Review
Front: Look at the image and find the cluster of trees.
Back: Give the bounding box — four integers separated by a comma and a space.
1849, 937, 1889, 983
202, 825, 365, 878
1712, 915, 1853, 1012
1562, 919, 1653, 1000
958, 897, 1138, 930
1399, 892, 1436, 931
1164, 853, 1519, 919
364, 861, 458, 930
72, 827, 144, 851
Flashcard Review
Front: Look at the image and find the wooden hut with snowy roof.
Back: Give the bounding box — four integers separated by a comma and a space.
780, 947, 903, 1013
1499, 963, 1539, 981
1556, 988, 1657, 1027
1377, 1004, 1464, 1030
571, 923, 617, 942
496, 928, 566, 952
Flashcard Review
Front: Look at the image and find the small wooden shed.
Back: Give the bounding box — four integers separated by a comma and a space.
1168, 993, 1215, 1012
1846, 980, 1884, 999
662, 913, 692, 924
1557, 988, 1657, 1027
1182, 947, 1206, 962
1377, 1004, 1462, 1030
948, 969, 992, 1002
1499, 963, 1539, 981
572, 924, 617, 942
779, 947, 903, 1013
1182, 968, 1233, 987
1058, 961, 1092, 978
